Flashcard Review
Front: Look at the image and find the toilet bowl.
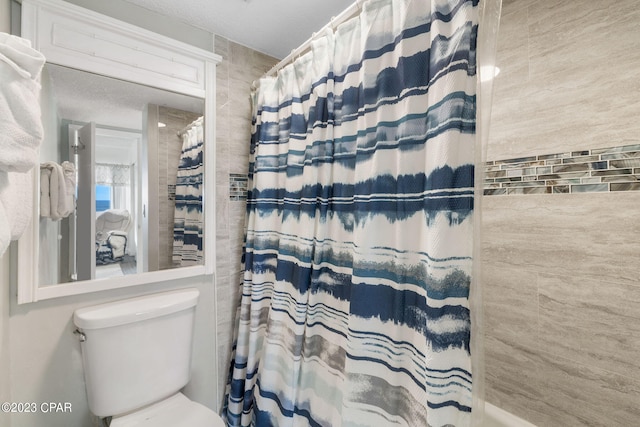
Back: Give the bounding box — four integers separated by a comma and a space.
73, 288, 225, 426
109, 393, 224, 427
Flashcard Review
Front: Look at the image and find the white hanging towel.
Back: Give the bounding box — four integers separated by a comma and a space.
0, 33, 45, 257
59, 161, 76, 218
0, 32, 46, 173
0, 173, 11, 257
0, 170, 34, 238
40, 165, 52, 218
40, 162, 56, 219
40, 161, 76, 220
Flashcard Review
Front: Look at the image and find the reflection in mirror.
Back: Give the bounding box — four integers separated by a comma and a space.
39, 64, 205, 286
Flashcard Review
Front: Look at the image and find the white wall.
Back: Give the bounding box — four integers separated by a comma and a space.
1, 0, 9, 32
2, 2, 14, 425
0, 252, 9, 427
64, 0, 213, 52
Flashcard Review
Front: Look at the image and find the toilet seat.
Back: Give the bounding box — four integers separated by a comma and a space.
109, 393, 225, 427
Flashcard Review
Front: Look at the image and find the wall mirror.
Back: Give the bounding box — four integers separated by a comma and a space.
17, 0, 220, 303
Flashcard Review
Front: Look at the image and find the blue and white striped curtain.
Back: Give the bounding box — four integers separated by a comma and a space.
173, 118, 204, 266
224, 0, 479, 425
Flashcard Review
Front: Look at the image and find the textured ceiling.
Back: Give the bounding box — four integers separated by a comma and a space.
120, 0, 353, 59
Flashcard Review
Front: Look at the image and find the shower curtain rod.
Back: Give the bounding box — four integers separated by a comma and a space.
177, 116, 203, 136
264, 0, 363, 78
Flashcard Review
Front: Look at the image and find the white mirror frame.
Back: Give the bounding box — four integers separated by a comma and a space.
17, 0, 221, 303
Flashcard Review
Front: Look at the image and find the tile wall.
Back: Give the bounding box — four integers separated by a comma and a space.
484, 143, 640, 195
229, 173, 248, 201
483, 194, 640, 426
483, 0, 640, 425
214, 36, 278, 406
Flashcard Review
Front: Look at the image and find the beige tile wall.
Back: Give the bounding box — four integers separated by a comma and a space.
483, 194, 640, 426
489, 0, 640, 161
214, 36, 278, 406
483, 0, 640, 425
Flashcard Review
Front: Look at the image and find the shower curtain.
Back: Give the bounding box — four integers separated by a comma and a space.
172, 119, 204, 266
225, 0, 479, 425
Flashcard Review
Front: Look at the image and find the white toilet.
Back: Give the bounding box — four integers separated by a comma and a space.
73, 288, 225, 427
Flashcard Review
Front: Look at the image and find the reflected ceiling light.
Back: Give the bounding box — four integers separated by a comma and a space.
480, 65, 500, 82
158, 122, 167, 128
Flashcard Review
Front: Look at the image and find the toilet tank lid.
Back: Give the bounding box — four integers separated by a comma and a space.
73, 288, 200, 330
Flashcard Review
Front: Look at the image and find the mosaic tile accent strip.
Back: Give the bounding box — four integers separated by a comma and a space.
484, 144, 640, 196
230, 173, 248, 201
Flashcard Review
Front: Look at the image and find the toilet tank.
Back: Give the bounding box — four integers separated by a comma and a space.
73, 288, 200, 417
